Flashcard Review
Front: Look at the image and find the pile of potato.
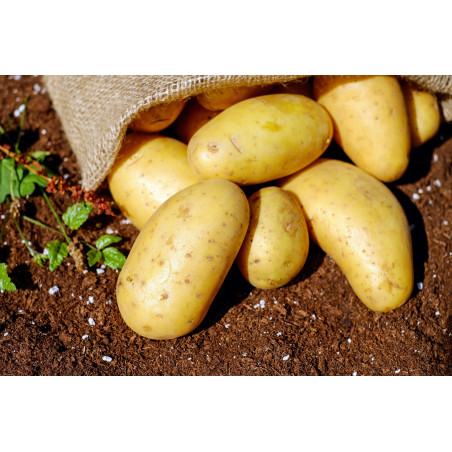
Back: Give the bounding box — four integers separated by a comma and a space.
108, 76, 442, 340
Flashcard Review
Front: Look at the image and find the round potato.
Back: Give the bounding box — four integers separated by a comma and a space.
196, 85, 272, 111
108, 134, 200, 230
172, 98, 220, 144
237, 186, 309, 289
188, 93, 333, 185
279, 158, 414, 312
313, 75, 411, 182
401, 82, 441, 147
116, 178, 250, 340
128, 100, 186, 133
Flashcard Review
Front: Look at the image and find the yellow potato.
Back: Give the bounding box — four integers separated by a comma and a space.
271, 78, 313, 98
116, 178, 250, 340
188, 93, 333, 185
313, 75, 411, 182
279, 159, 414, 312
128, 100, 186, 133
401, 82, 441, 147
196, 85, 272, 111
172, 98, 221, 144
237, 186, 309, 289
108, 134, 200, 230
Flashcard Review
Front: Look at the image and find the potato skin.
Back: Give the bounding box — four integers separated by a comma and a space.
128, 100, 186, 133
116, 178, 250, 340
196, 85, 272, 111
401, 82, 441, 147
188, 94, 333, 185
108, 134, 200, 230
237, 187, 309, 289
313, 75, 411, 182
279, 159, 414, 312
173, 98, 220, 144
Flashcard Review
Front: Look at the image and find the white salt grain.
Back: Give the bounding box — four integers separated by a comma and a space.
120, 218, 131, 224
426, 185, 432, 192
433, 179, 442, 187
276, 332, 282, 336
96, 268, 105, 274
435, 311, 440, 316
412, 193, 420, 200
417, 282, 423, 290
443, 220, 449, 226
347, 338, 352, 343
395, 369, 401, 374
282, 355, 290, 361
87, 296, 94, 305
82, 334, 89, 340
259, 299, 265, 308
352, 371, 357, 376
311, 314, 316, 320
88, 317, 95, 326
224, 324, 230, 328
13, 104, 26, 118
102, 356, 112, 362
433, 154, 438, 162
48, 286, 59, 295
4, 332, 8, 336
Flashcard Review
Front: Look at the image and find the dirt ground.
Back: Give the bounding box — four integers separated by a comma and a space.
0, 75, 450, 376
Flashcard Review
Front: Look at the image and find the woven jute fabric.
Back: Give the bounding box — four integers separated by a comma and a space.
43, 75, 452, 191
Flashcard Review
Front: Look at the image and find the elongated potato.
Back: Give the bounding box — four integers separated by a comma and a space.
237, 186, 309, 289
173, 98, 220, 144
108, 134, 200, 230
128, 100, 186, 133
116, 178, 250, 340
401, 82, 441, 147
196, 85, 272, 111
279, 159, 414, 312
313, 75, 411, 182
188, 94, 333, 185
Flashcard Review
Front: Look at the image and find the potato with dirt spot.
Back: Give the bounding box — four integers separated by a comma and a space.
313, 75, 411, 182
128, 100, 187, 133
187, 93, 333, 185
401, 82, 441, 147
108, 134, 200, 230
116, 178, 250, 340
279, 158, 414, 312
237, 186, 309, 289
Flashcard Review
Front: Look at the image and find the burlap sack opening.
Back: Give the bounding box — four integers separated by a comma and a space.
43, 75, 452, 191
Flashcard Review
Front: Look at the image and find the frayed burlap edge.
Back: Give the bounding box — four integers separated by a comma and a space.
43, 75, 452, 191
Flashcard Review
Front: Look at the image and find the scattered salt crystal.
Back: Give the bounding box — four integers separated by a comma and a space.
12, 75, 22, 80
417, 282, 423, 290
418, 188, 423, 194
18, 309, 23, 313
224, 324, 230, 328
88, 317, 95, 326
433, 154, 438, 162
43, 248, 49, 255
412, 193, 420, 200
347, 338, 352, 343
83, 269, 88, 274
33, 83, 41, 93
106, 227, 116, 234
120, 218, 131, 224
41, 129, 47, 135
426, 185, 432, 192
395, 369, 401, 374
102, 356, 113, 362
352, 371, 357, 376
443, 220, 449, 226
311, 314, 316, 320
87, 296, 94, 305
4, 332, 8, 336
48, 286, 59, 295
435, 311, 440, 316
282, 355, 290, 361
433, 274, 437, 278
96, 268, 105, 274
101, 264, 106, 269
82, 334, 89, 340
13, 104, 26, 118
0, 214, 4, 219
259, 299, 265, 308
276, 332, 282, 336
253, 303, 260, 309
433, 179, 442, 187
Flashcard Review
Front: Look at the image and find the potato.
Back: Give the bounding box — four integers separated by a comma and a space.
237, 186, 309, 289
172, 98, 220, 144
188, 93, 333, 185
108, 134, 200, 230
271, 78, 313, 98
279, 159, 414, 312
128, 100, 186, 133
313, 75, 411, 182
196, 85, 272, 111
401, 82, 441, 147
116, 178, 250, 340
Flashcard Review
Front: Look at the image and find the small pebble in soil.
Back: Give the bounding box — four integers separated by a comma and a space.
48, 286, 59, 295
102, 356, 113, 362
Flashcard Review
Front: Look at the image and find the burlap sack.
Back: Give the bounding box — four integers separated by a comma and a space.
43, 75, 452, 191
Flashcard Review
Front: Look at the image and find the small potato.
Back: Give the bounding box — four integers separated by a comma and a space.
401, 82, 441, 147
188, 94, 333, 185
279, 159, 414, 312
313, 75, 411, 182
237, 186, 309, 289
116, 178, 250, 340
196, 85, 272, 111
271, 79, 313, 98
172, 98, 221, 144
128, 100, 187, 133
108, 134, 200, 230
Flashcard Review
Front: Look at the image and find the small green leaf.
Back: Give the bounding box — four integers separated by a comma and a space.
62, 201, 93, 230
0, 158, 16, 203
102, 247, 126, 270
0, 124, 5, 135
33, 253, 49, 267
45, 240, 68, 271
95, 234, 122, 251
0, 263, 16, 291
28, 150, 50, 162
87, 249, 102, 267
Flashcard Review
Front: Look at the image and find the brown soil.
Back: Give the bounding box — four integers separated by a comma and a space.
0, 75, 450, 376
